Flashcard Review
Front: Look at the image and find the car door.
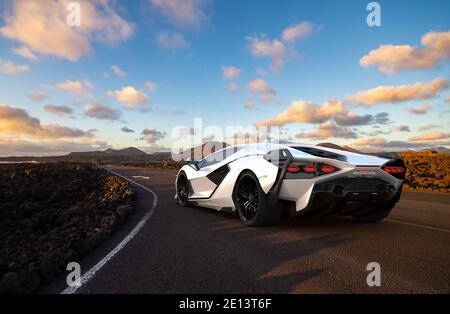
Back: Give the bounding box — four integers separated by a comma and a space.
188, 150, 228, 199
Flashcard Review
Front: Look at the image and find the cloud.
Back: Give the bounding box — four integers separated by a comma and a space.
255, 99, 389, 127
391, 125, 411, 132
0, 59, 30, 74
121, 126, 135, 133
335, 112, 390, 126
360, 31, 450, 74
409, 132, 450, 141
222, 66, 242, 80
447, 95, 450, 103
27, 92, 48, 101
108, 86, 150, 109
84, 102, 122, 120
44, 105, 73, 116
347, 77, 448, 105
222, 66, 242, 93
406, 104, 430, 114
150, 0, 209, 29
226, 81, 239, 93
247, 36, 285, 74
354, 137, 386, 147
156, 30, 190, 51
0, 103, 92, 139
141, 128, 166, 144
247, 21, 315, 74
177, 127, 195, 136
0, 0, 133, 61
359, 129, 391, 137
56, 80, 94, 95
111, 65, 127, 77
12, 46, 39, 61
282, 21, 314, 42
244, 100, 255, 109
248, 79, 276, 104
144, 81, 158, 92
68, 98, 81, 106
296, 121, 357, 139
418, 124, 441, 131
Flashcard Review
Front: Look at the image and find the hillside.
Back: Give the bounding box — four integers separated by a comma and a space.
68, 147, 147, 157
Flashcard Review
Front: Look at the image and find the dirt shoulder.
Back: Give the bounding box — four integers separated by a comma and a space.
0, 163, 134, 293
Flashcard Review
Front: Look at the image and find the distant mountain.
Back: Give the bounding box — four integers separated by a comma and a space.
317, 142, 361, 153
426, 146, 450, 153
68, 147, 147, 157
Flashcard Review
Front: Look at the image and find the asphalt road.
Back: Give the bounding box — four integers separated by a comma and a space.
44, 166, 450, 293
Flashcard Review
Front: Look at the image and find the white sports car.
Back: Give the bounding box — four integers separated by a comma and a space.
175, 143, 406, 227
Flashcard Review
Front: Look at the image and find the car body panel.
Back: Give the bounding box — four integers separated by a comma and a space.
175, 143, 405, 216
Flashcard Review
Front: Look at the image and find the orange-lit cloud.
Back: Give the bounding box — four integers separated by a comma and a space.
295, 121, 357, 139
409, 132, 450, 141
56, 80, 94, 95
282, 21, 313, 42
248, 79, 276, 104
150, 0, 210, 29
360, 31, 450, 74
247, 21, 315, 74
0, 0, 133, 61
0, 59, 30, 74
27, 92, 48, 102
347, 78, 448, 105
222, 66, 242, 80
0, 104, 92, 139
255, 99, 389, 127
108, 86, 150, 109
11, 46, 39, 61
247, 37, 285, 74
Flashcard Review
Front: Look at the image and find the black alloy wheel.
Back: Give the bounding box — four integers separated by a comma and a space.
176, 172, 189, 206
236, 174, 260, 221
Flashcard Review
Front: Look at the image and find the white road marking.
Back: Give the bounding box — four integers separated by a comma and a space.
132, 175, 150, 180
385, 218, 450, 234
61, 169, 158, 294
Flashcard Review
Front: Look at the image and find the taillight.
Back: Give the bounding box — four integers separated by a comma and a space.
285, 163, 338, 178
383, 166, 405, 174
321, 165, 336, 173
303, 165, 317, 173
286, 165, 301, 173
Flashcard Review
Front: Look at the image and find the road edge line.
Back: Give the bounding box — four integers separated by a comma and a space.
61, 168, 158, 294
385, 218, 450, 234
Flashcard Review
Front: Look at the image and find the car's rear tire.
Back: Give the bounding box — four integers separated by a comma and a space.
352, 206, 393, 223
233, 171, 281, 227
176, 171, 190, 207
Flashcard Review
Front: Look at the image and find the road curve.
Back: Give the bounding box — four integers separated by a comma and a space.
43, 166, 450, 293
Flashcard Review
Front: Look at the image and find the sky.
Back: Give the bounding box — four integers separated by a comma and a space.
0, 0, 449, 156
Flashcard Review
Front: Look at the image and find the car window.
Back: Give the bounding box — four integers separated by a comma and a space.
199, 146, 242, 168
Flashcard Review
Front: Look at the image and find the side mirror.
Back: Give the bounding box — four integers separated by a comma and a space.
187, 159, 200, 170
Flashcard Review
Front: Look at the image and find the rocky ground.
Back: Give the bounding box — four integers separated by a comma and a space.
0, 163, 134, 293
